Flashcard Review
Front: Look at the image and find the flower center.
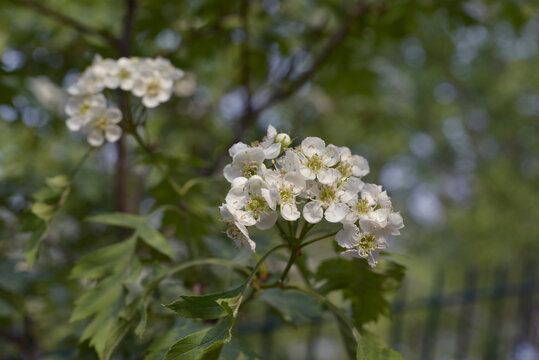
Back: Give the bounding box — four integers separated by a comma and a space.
79, 102, 91, 115
354, 199, 371, 217
241, 161, 259, 178
118, 68, 131, 79
279, 185, 294, 204
307, 155, 323, 173
359, 233, 377, 252
147, 79, 160, 96
246, 196, 268, 217
337, 161, 352, 178
318, 184, 336, 206
95, 116, 108, 130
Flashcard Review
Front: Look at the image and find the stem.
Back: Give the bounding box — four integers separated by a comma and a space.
299, 231, 338, 250
69, 147, 95, 179
279, 250, 297, 283
129, 128, 184, 197
233, 243, 288, 317
287, 221, 294, 239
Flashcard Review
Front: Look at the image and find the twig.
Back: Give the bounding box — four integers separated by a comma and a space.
9, 0, 120, 48
204, 0, 371, 175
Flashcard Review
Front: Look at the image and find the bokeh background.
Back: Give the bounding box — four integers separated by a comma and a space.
0, 0, 538, 359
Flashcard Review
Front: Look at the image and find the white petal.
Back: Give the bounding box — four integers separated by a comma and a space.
299, 167, 316, 180
317, 168, 340, 185
105, 125, 122, 142
157, 89, 172, 102
261, 188, 276, 211
335, 224, 359, 249
87, 130, 104, 147
228, 142, 249, 157
303, 201, 323, 224
105, 108, 122, 124
301, 137, 326, 157
256, 211, 278, 230
351, 155, 369, 177
66, 117, 82, 131
325, 203, 349, 223
266, 125, 277, 139
225, 187, 249, 208
341, 249, 362, 258
323, 144, 340, 166
223, 164, 241, 183
281, 203, 300, 221
65, 97, 82, 116
142, 95, 160, 108
263, 143, 281, 159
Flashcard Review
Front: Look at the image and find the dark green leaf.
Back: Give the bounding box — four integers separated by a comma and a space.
24, 220, 49, 266
165, 284, 243, 320
70, 237, 137, 280
257, 288, 324, 324
164, 317, 233, 360
88, 213, 175, 259
145, 319, 208, 360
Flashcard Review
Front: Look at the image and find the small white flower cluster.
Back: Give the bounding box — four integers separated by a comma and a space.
65, 56, 185, 146
219, 126, 404, 266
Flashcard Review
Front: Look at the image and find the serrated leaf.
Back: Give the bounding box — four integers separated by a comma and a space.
220, 339, 262, 360
315, 258, 405, 328
88, 213, 174, 259
356, 334, 403, 360
257, 288, 323, 324
165, 284, 243, 320
164, 317, 233, 360
25, 220, 49, 266
70, 237, 137, 280
145, 319, 208, 360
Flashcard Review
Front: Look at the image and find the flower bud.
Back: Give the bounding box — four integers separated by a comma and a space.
275, 133, 292, 147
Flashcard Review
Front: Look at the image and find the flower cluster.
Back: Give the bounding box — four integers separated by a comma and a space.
65, 56, 185, 146
219, 126, 404, 266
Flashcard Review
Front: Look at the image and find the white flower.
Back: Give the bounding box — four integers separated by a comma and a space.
302, 175, 360, 223
220, 204, 256, 252
225, 175, 279, 230
67, 67, 105, 96
335, 223, 388, 267
65, 94, 106, 131
359, 208, 404, 242
297, 137, 340, 180
336, 146, 370, 179
82, 106, 123, 146
264, 169, 306, 221
223, 147, 267, 183
132, 73, 174, 108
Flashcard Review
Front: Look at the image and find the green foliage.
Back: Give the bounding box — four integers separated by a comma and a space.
356, 333, 404, 360
88, 213, 175, 259
257, 288, 324, 325
315, 257, 405, 328
166, 284, 244, 320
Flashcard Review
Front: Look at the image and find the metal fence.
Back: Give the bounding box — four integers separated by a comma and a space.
389, 262, 539, 360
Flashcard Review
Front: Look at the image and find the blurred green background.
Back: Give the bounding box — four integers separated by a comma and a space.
0, 0, 538, 359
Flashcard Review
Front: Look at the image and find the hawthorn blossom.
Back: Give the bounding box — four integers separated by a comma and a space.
219, 125, 404, 266
219, 204, 256, 252
296, 137, 340, 180
82, 106, 122, 147
225, 176, 278, 231
63, 55, 187, 145
65, 94, 106, 131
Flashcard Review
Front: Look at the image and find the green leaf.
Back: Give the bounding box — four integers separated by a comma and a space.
164, 317, 233, 360
25, 220, 49, 266
145, 319, 208, 360
220, 339, 262, 360
31, 202, 55, 221
257, 288, 323, 324
70, 237, 137, 280
87, 213, 174, 259
315, 258, 405, 328
165, 284, 244, 320
45, 175, 70, 191
356, 333, 404, 360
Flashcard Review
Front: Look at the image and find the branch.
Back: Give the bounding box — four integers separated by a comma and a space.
204, 0, 371, 175
9, 0, 120, 48
119, 0, 137, 56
